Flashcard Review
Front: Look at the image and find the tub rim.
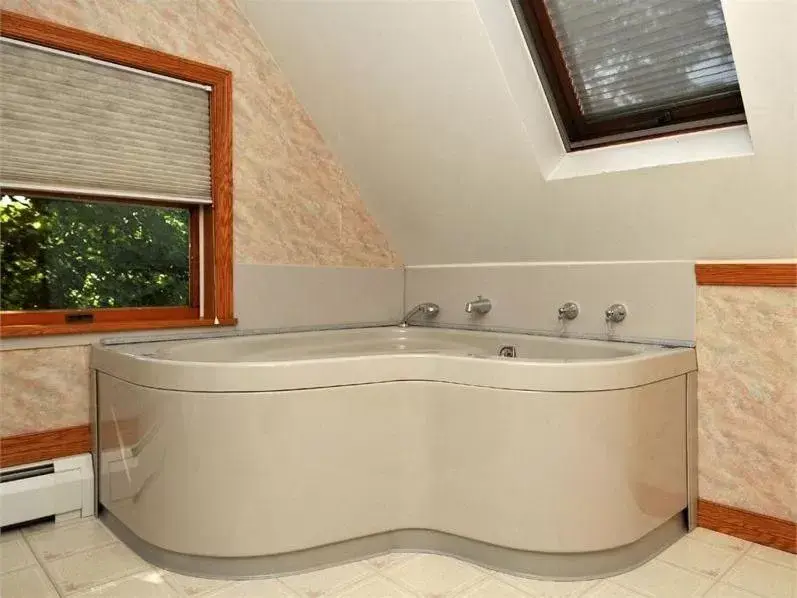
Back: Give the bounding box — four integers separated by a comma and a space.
91, 326, 697, 393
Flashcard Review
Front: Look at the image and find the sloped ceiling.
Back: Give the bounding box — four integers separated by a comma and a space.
241, 0, 796, 265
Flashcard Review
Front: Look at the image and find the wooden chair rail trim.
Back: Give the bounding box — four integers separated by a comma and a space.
0, 424, 91, 468
698, 499, 797, 554
695, 264, 797, 287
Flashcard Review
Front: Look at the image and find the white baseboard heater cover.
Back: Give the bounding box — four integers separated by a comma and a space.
0, 454, 94, 527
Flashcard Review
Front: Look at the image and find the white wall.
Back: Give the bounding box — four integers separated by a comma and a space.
241, 0, 797, 265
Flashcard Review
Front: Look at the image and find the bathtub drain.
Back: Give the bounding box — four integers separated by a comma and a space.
498, 345, 517, 358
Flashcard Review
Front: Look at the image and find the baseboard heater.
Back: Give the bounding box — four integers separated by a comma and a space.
0, 454, 94, 527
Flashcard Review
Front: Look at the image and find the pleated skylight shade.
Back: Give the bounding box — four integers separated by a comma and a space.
0, 38, 211, 204
545, 0, 741, 121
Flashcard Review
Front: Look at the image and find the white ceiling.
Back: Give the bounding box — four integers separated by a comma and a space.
241, 0, 796, 265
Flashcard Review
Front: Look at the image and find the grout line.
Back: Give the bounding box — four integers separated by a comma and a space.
0, 564, 61, 598
573, 579, 604, 597
685, 531, 752, 551
370, 560, 429, 598
717, 574, 790, 598
30, 537, 120, 566
719, 578, 788, 598
611, 579, 656, 597
712, 542, 753, 585
710, 542, 796, 598
21, 517, 84, 539
273, 578, 304, 598
448, 577, 495, 598
449, 572, 493, 598
649, 557, 728, 582
19, 533, 64, 598
699, 547, 750, 597
158, 568, 197, 598
369, 571, 424, 598
744, 553, 797, 571
278, 561, 376, 598
45, 540, 150, 597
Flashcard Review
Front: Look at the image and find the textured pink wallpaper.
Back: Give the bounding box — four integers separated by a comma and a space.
697, 286, 797, 522
1, 347, 90, 437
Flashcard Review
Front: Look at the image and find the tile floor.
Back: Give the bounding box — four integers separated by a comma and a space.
1, 518, 795, 598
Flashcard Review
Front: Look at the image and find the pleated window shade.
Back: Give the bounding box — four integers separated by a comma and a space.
518, 0, 745, 147
0, 38, 212, 204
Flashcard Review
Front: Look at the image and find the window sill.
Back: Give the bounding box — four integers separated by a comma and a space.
0, 318, 238, 338
546, 125, 754, 181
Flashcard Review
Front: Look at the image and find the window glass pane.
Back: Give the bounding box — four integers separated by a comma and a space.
545, 0, 741, 120
1, 194, 190, 310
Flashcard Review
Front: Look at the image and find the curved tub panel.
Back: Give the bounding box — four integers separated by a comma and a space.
101, 509, 686, 581
98, 374, 686, 563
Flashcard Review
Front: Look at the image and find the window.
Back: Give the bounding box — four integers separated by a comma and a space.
515, 0, 746, 149
1, 194, 193, 313
0, 10, 234, 337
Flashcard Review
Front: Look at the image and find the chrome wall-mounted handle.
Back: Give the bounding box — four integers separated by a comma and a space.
605, 303, 627, 323
465, 296, 491, 315
557, 301, 579, 321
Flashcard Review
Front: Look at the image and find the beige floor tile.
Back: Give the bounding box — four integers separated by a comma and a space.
0, 529, 21, 543
721, 556, 797, 598
746, 544, 797, 569
204, 578, 301, 597
161, 568, 236, 596
703, 582, 763, 598
658, 536, 743, 578
580, 581, 647, 597
495, 572, 599, 597
366, 552, 414, 572
689, 529, 751, 554
0, 564, 59, 598
0, 534, 37, 574
381, 553, 485, 596
43, 541, 149, 595
458, 577, 533, 598
612, 559, 715, 597
336, 575, 418, 597
25, 517, 116, 562
70, 569, 179, 597
280, 561, 373, 597
19, 515, 82, 533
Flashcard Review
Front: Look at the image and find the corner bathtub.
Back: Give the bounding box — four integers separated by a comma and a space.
91, 326, 698, 580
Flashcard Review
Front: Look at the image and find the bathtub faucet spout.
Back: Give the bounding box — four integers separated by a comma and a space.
400, 302, 440, 327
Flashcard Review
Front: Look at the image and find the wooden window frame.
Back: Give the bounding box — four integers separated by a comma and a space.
0, 10, 235, 337
516, 0, 747, 149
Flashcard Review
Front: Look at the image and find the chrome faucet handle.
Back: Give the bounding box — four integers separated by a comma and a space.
465, 296, 491, 315
557, 301, 579, 321
605, 303, 627, 323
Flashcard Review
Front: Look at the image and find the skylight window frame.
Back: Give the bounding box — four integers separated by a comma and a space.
515, 0, 747, 150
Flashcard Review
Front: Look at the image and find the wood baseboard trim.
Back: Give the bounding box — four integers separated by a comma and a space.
0, 424, 91, 468
695, 263, 797, 287
698, 499, 797, 554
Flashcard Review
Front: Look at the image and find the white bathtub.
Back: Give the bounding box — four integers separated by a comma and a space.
92, 327, 698, 580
